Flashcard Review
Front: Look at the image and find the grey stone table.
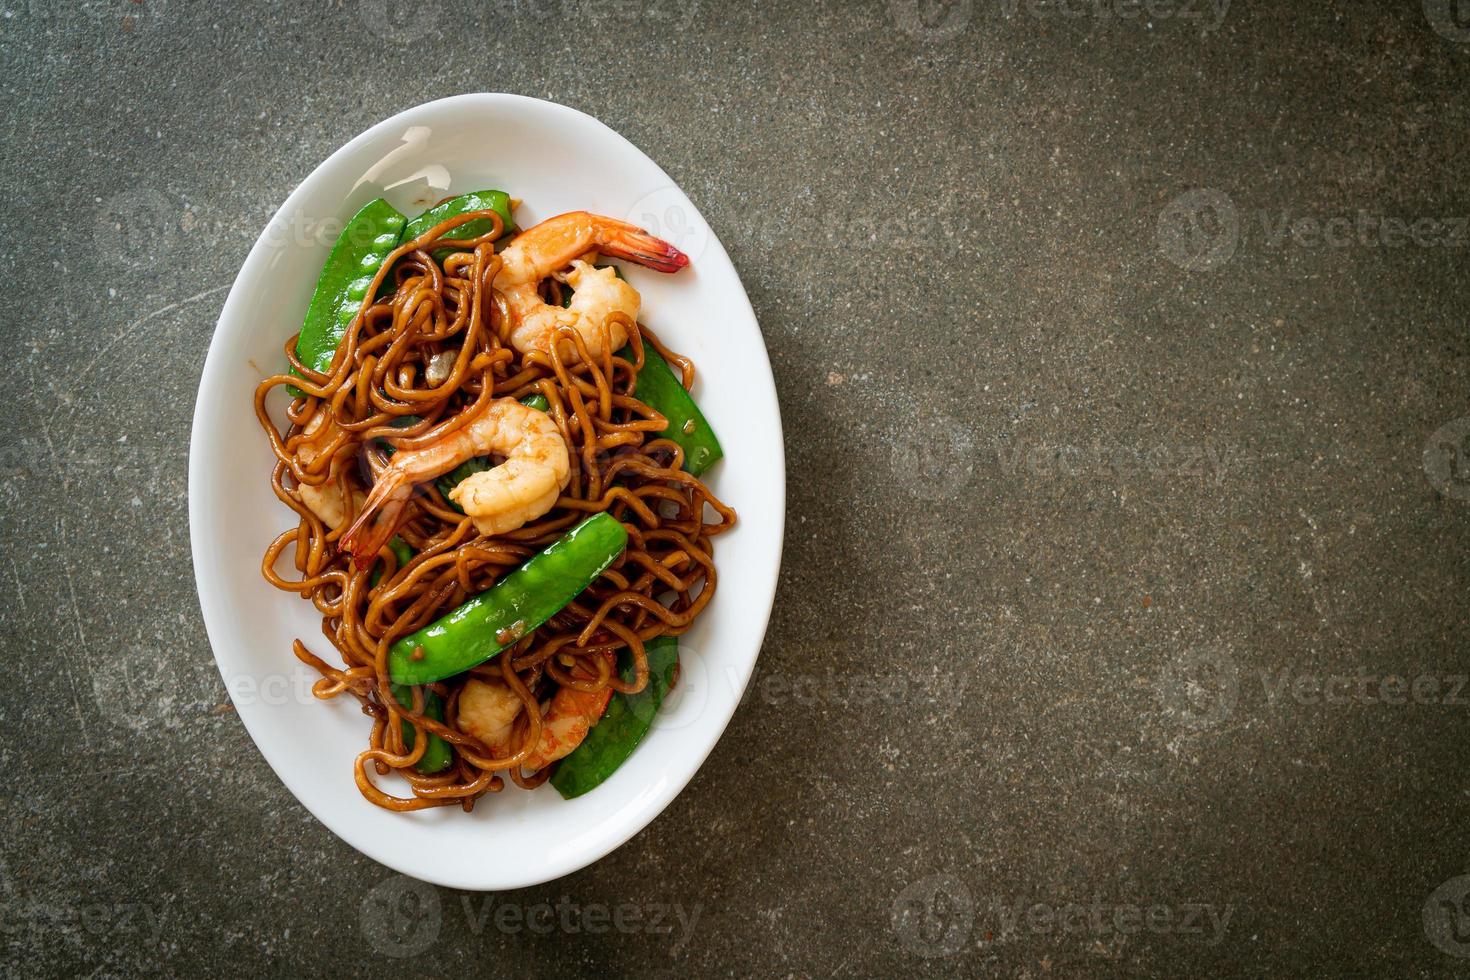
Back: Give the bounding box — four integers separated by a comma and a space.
2, 1, 1467, 975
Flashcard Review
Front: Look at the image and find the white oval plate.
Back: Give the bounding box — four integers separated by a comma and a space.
188, 94, 783, 890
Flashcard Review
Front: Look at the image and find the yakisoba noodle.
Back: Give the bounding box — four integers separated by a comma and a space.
253, 204, 734, 811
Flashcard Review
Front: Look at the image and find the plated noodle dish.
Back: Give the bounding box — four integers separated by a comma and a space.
253, 191, 733, 811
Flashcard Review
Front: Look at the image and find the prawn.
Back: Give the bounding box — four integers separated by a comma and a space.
292, 413, 360, 529
340, 397, 570, 567
457, 652, 616, 771
494, 211, 689, 360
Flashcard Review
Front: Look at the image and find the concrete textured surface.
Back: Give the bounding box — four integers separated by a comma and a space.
2, 0, 1469, 975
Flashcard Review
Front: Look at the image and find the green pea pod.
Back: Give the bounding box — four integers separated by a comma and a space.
402, 190, 515, 258
366, 537, 451, 773
368, 535, 414, 588
290, 198, 406, 395
549, 636, 680, 799
434, 394, 549, 510
388, 513, 629, 685
389, 684, 453, 774
435, 457, 492, 510
623, 344, 724, 476
559, 265, 722, 475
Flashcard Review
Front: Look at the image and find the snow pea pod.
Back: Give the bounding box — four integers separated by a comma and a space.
558, 265, 722, 475
387, 513, 629, 686
365, 542, 452, 773
624, 344, 723, 476
390, 684, 453, 774
549, 635, 680, 798
291, 198, 406, 393
401, 189, 514, 258
368, 536, 413, 588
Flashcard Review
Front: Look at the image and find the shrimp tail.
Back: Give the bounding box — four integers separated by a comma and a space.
595, 223, 690, 273
339, 473, 410, 570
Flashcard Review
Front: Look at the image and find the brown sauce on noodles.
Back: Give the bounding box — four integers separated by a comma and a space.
252, 208, 734, 811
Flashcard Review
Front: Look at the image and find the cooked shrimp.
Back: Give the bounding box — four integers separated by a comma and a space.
494, 211, 688, 360
447, 404, 569, 537
457, 653, 616, 770
340, 397, 570, 567
300, 481, 362, 530
523, 666, 615, 769
293, 413, 360, 528
457, 678, 524, 756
